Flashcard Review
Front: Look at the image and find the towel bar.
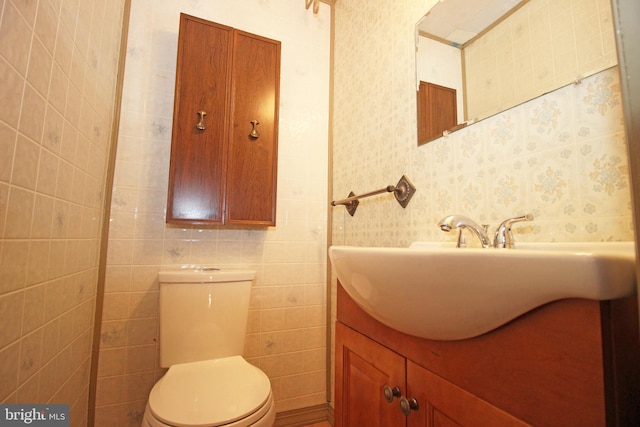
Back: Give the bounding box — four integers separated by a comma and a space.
331, 175, 416, 216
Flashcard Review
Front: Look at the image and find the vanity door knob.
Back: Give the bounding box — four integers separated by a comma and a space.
383, 385, 401, 403
399, 396, 419, 416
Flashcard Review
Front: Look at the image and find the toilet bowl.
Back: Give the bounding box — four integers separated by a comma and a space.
142, 268, 274, 427
142, 357, 275, 426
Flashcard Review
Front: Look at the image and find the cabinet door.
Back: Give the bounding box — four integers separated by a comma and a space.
335, 322, 406, 427
417, 81, 457, 145
167, 15, 233, 224
226, 30, 280, 225
406, 361, 529, 427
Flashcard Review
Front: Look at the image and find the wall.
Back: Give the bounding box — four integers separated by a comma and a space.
95, 1, 331, 425
332, 0, 632, 248
464, 0, 618, 122
0, 0, 124, 425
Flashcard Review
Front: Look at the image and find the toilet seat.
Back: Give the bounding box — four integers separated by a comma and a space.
147, 356, 273, 427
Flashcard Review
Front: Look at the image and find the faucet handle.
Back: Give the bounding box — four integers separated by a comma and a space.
494, 214, 533, 249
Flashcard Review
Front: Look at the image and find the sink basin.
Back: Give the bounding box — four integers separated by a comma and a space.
329, 242, 636, 340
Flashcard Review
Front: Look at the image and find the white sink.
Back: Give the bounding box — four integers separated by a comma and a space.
329, 242, 636, 341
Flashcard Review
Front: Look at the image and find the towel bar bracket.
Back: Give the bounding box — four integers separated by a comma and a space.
331, 175, 416, 216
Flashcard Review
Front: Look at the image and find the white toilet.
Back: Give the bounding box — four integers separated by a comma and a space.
142, 268, 275, 427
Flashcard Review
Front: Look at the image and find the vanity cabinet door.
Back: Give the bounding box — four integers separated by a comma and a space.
335, 322, 406, 427
167, 14, 280, 226
406, 361, 529, 427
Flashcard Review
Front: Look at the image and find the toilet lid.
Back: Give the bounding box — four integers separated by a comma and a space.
148, 356, 272, 427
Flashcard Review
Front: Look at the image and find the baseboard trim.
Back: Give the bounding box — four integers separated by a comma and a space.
274, 403, 334, 427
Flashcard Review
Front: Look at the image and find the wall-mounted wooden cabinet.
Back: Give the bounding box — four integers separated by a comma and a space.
167, 14, 280, 226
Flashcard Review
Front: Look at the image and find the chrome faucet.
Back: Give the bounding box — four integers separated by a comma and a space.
437, 215, 492, 248
438, 213, 534, 248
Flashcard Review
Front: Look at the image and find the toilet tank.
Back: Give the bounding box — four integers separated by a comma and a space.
158, 268, 256, 367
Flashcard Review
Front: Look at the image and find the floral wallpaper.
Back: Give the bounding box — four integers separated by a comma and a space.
332, 0, 632, 248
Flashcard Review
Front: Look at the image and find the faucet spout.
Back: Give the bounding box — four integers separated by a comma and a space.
437, 215, 491, 248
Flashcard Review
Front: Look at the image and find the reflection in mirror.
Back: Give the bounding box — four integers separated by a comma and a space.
416, 0, 618, 146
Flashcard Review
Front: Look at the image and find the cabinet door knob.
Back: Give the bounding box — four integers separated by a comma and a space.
196, 111, 207, 130
383, 385, 401, 403
399, 396, 419, 416
249, 120, 260, 138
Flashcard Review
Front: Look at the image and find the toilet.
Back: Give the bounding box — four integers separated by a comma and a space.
142, 268, 275, 427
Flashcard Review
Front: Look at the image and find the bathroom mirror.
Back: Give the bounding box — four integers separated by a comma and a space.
416, 0, 618, 145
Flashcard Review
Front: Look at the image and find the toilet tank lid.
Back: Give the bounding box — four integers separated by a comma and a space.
158, 268, 256, 283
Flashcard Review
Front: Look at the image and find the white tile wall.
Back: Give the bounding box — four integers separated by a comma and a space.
0, 0, 125, 426
96, 1, 331, 425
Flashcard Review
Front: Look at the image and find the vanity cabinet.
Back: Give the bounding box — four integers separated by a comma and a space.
336, 322, 526, 427
167, 14, 280, 226
335, 282, 640, 426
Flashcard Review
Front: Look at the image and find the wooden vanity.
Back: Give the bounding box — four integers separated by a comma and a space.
335, 282, 640, 426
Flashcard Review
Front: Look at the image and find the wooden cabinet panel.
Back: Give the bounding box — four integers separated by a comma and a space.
406, 361, 529, 427
167, 14, 280, 226
226, 30, 280, 225
168, 16, 232, 223
335, 322, 406, 427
